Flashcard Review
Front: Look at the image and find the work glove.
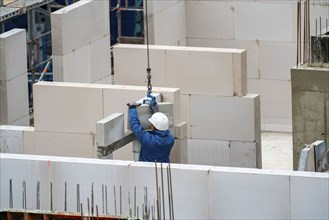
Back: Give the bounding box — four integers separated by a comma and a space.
127, 102, 141, 109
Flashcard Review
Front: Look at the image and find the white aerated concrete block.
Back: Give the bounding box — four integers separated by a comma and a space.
290, 172, 329, 219
33, 82, 104, 134
113, 44, 167, 87
33, 131, 94, 158
0, 125, 28, 153
152, 1, 186, 46
0, 73, 29, 125
174, 122, 187, 139
51, 0, 109, 55
114, 44, 246, 96
166, 47, 234, 96
23, 127, 35, 154
90, 35, 111, 83
180, 94, 191, 138
96, 113, 124, 147
53, 35, 111, 83
186, 1, 234, 40
170, 137, 187, 163
259, 41, 296, 81
0, 29, 27, 81
234, 3, 293, 42
230, 141, 256, 168
52, 43, 91, 82
190, 94, 260, 142
128, 162, 212, 219
0, 154, 131, 212
248, 79, 292, 132
209, 167, 291, 219
187, 139, 230, 166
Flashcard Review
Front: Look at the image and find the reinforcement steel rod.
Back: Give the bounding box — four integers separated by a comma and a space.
161, 163, 165, 220
65, 182, 67, 211
91, 183, 94, 218
9, 179, 13, 208
77, 184, 81, 212
120, 185, 122, 215
134, 186, 136, 217
169, 163, 174, 220
36, 181, 40, 209
167, 166, 172, 220
114, 186, 117, 215
102, 184, 104, 214
155, 161, 160, 220
105, 186, 108, 214
50, 182, 53, 211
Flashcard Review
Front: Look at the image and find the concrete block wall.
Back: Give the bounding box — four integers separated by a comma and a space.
113, 44, 260, 168
0, 125, 29, 153
1, 154, 328, 219
29, 82, 180, 160
51, 0, 111, 83
185, 0, 329, 132
0, 29, 29, 126
114, 44, 247, 96
147, 0, 186, 46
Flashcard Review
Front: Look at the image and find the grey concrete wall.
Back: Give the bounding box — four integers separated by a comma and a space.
291, 67, 329, 170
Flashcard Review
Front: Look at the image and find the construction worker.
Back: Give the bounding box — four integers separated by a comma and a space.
127, 102, 175, 162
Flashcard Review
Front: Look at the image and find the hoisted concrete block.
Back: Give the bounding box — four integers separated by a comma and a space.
0, 125, 29, 153
33, 82, 104, 134
187, 139, 230, 166
51, 0, 109, 55
208, 167, 291, 219
290, 172, 329, 219
96, 113, 124, 147
0, 29, 27, 81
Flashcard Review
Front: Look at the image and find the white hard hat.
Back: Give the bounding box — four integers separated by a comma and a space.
148, 112, 169, 131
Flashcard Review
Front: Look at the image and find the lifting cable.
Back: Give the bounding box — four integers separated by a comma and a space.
145, 0, 152, 95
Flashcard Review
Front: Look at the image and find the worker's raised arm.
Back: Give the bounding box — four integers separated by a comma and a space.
127, 103, 149, 143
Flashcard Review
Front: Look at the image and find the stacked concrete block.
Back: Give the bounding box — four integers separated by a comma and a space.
23, 127, 35, 154
170, 122, 188, 163
147, 0, 186, 46
114, 44, 247, 96
290, 172, 329, 219
187, 139, 230, 166
0, 125, 29, 153
0, 28, 29, 126
113, 44, 261, 168
248, 79, 292, 132
51, 0, 111, 83
185, 1, 328, 131
190, 94, 261, 167
32, 82, 180, 160
33, 82, 104, 134
186, 1, 234, 40
1, 154, 328, 218
208, 167, 291, 219
0, 154, 131, 212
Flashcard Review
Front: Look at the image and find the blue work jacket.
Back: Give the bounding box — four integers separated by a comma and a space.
128, 108, 175, 162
